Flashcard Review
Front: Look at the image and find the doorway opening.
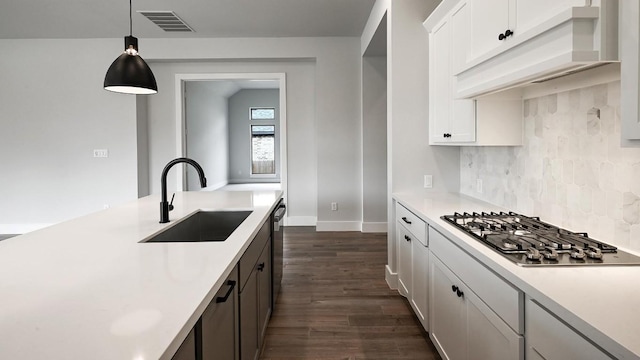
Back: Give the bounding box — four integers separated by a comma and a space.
174, 73, 287, 196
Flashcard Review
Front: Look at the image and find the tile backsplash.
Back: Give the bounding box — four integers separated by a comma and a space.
460, 81, 640, 252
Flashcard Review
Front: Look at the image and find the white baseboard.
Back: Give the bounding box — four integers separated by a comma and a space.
0, 223, 54, 234
284, 216, 317, 226
316, 221, 362, 231
361, 222, 388, 233
385, 264, 398, 290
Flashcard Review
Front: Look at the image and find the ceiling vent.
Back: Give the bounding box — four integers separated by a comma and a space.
137, 11, 194, 32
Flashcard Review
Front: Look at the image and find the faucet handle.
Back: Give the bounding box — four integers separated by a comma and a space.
169, 193, 175, 211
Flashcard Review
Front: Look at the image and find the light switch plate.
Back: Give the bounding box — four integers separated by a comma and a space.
424, 175, 433, 188
93, 149, 109, 158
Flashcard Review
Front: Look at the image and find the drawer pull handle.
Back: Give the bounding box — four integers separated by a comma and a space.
257, 262, 265, 272
216, 280, 236, 303
404, 235, 411, 242
402, 217, 412, 224
451, 285, 458, 293
451, 285, 463, 297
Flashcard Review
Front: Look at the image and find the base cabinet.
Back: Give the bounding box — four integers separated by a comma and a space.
201, 267, 239, 360
429, 255, 523, 360
410, 237, 429, 330
526, 298, 612, 359
239, 220, 272, 360
172, 328, 197, 360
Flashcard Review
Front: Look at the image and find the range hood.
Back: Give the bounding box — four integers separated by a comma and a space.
454, 4, 618, 99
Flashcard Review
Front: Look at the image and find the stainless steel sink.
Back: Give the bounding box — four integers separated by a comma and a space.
143, 210, 252, 242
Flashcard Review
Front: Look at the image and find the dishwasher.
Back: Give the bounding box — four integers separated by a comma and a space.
271, 199, 286, 308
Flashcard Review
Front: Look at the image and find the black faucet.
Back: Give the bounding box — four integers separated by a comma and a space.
160, 157, 207, 223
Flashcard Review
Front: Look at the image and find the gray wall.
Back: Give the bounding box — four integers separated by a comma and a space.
228, 89, 280, 183
0, 39, 138, 232
362, 56, 388, 225
144, 58, 318, 225
184, 81, 231, 191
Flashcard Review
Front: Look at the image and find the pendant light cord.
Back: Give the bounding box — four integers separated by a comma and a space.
129, 0, 132, 36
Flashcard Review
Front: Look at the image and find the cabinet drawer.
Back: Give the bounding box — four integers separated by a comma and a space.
526, 298, 612, 359
430, 227, 523, 334
396, 203, 427, 246
239, 219, 270, 290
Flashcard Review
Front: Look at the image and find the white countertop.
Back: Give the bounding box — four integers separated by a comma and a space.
394, 192, 640, 360
0, 190, 282, 360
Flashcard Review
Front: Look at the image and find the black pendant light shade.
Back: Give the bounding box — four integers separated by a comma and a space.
104, 36, 157, 94
104, 0, 157, 95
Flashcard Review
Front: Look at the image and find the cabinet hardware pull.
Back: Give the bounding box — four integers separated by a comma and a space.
451, 285, 458, 293
402, 217, 412, 224
457, 289, 464, 298
404, 235, 411, 242
257, 262, 265, 272
216, 280, 236, 303
498, 32, 506, 40
505, 29, 513, 38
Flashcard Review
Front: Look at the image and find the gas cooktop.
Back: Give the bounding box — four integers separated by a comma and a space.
441, 211, 640, 267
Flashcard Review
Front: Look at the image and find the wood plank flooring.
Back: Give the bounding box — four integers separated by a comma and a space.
260, 227, 441, 360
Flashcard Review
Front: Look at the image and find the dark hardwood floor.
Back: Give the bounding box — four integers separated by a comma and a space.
260, 227, 442, 360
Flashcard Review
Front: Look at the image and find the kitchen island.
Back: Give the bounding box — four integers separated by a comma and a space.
394, 192, 640, 360
0, 190, 282, 360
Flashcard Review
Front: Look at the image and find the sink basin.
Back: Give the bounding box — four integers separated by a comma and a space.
144, 210, 252, 243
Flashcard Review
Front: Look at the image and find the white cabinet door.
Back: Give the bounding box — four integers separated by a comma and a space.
429, 255, 466, 360
466, 286, 524, 360
428, 2, 476, 145
429, 18, 452, 144
468, 0, 511, 63
411, 238, 429, 331
397, 225, 413, 297
526, 298, 612, 360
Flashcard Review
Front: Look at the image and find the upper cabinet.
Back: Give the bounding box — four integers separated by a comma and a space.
435, 0, 619, 99
620, 1, 640, 140
426, 0, 523, 146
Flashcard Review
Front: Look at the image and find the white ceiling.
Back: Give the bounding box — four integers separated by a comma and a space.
0, 0, 376, 39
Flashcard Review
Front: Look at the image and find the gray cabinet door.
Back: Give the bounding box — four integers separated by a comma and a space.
172, 328, 196, 360
240, 269, 259, 360
258, 241, 272, 342
202, 267, 239, 360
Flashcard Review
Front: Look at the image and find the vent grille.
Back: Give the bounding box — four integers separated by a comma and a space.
138, 11, 194, 32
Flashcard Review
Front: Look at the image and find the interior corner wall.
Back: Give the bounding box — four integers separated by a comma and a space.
228, 89, 280, 184
0, 39, 139, 233
389, 0, 459, 196
184, 81, 230, 191
137, 95, 150, 198
362, 56, 388, 224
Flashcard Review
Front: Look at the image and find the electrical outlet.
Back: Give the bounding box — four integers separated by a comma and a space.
476, 179, 483, 194
331, 202, 338, 211
424, 175, 433, 188
93, 149, 108, 158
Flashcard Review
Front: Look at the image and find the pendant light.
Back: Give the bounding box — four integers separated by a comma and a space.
104, 0, 158, 94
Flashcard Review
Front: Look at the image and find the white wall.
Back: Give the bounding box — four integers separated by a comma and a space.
362, 0, 461, 283
143, 58, 317, 225
142, 37, 361, 227
0, 39, 139, 233
228, 89, 280, 184
184, 81, 230, 191
0, 36, 363, 231
362, 56, 388, 228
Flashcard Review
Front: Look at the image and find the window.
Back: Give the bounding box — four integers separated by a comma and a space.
251, 125, 275, 175
250, 108, 275, 120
